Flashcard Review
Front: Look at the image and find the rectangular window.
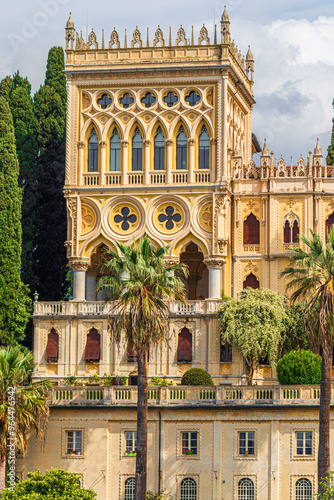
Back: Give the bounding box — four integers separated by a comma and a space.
125, 431, 137, 453
220, 341, 232, 362
239, 431, 255, 456
181, 431, 198, 456
296, 431, 312, 456
66, 430, 82, 456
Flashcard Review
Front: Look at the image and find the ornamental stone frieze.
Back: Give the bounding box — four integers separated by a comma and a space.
203, 257, 225, 269
70, 261, 90, 272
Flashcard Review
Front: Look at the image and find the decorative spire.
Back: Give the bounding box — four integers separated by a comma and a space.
124, 29, 127, 48
246, 45, 253, 61
220, 5, 230, 44
222, 5, 229, 22
245, 45, 254, 80
66, 12, 74, 29
262, 139, 269, 156
169, 26, 172, 46
214, 24, 217, 44
191, 25, 194, 45
102, 29, 105, 49
65, 13, 75, 50
314, 138, 322, 156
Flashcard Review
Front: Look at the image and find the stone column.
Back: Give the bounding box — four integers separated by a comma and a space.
77, 142, 85, 186
71, 262, 89, 301
204, 258, 225, 299
210, 137, 217, 183
166, 139, 173, 184
99, 140, 107, 185
86, 267, 98, 301
188, 138, 195, 183
144, 139, 151, 184
121, 140, 129, 185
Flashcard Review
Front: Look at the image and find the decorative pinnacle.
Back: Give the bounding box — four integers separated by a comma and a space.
222, 5, 229, 22
262, 138, 269, 156
246, 45, 253, 61
314, 138, 322, 156
66, 12, 74, 29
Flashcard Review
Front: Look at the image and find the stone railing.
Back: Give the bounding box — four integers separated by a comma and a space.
50, 384, 324, 407
33, 300, 223, 317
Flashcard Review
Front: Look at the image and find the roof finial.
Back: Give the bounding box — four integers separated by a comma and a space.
169, 26, 172, 46
214, 24, 217, 44
147, 27, 149, 47
124, 28, 127, 48
222, 5, 229, 22
314, 137, 322, 156
191, 25, 194, 45
102, 29, 105, 49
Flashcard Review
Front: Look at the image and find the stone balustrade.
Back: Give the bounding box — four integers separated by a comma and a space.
33, 300, 223, 317
50, 384, 324, 407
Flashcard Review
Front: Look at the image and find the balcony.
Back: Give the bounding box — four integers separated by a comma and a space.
50, 384, 324, 407
33, 300, 223, 318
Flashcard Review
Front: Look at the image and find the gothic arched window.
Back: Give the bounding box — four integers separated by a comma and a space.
177, 126, 187, 170
45, 329, 59, 363
326, 212, 334, 240
110, 128, 121, 171
243, 213, 260, 245
238, 478, 254, 500
132, 127, 143, 171
295, 478, 312, 500
124, 478, 136, 500
88, 128, 99, 172
177, 328, 192, 362
198, 125, 210, 169
283, 213, 299, 244
243, 273, 259, 290
154, 126, 165, 170
84, 328, 100, 362
180, 478, 197, 500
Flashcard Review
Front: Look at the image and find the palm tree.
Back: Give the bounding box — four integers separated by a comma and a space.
0, 346, 49, 490
282, 227, 334, 496
98, 237, 187, 500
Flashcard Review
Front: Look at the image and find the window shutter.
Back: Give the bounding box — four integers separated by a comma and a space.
243, 213, 259, 245
283, 220, 291, 243
85, 328, 100, 362
177, 328, 192, 362
243, 273, 259, 289
45, 329, 59, 362
292, 220, 299, 243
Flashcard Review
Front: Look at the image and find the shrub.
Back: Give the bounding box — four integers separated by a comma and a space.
146, 491, 173, 500
276, 349, 322, 385
63, 376, 84, 386
151, 376, 173, 386
181, 368, 213, 386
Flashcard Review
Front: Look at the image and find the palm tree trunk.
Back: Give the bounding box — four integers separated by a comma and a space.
0, 453, 6, 491
318, 340, 332, 495
135, 349, 148, 500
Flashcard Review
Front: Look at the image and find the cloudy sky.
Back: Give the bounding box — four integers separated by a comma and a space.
1, 0, 334, 161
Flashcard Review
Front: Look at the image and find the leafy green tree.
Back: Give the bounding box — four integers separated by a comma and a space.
98, 237, 186, 500
282, 228, 334, 495
219, 288, 288, 385
0, 346, 49, 490
281, 304, 310, 355
181, 368, 213, 386
1, 469, 96, 499
276, 349, 322, 385
317, 471, 334, 499
327, 106, 334, 165
33, 47, 67, 301
0, 97, 31, 345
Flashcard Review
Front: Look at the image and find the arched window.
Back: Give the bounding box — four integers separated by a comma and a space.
154, 126, 165, 170
238, 478, 254, 500
283, 213, 299, 244
243, 273, 259, 290
177, 126, 187, 170
124, 478, 136, 500
180, 478, 197, 500
84, 328, 100, 362
110, 128, 121, 171
326, 212, 334, 239
177, 328, 192, 363
88, 128, 99, 172
243, 213, 260, 245
198, 125, 210, 169
45, 328, 59, 363
132, 127, 143, 171
295, 478, 312, 500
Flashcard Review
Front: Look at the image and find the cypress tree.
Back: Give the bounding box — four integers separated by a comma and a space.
33, 47, 67, 301
0, 97, 31, 345
327, 111, 334, 165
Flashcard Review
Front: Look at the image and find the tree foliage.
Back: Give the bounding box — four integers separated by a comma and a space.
1, 469, 96, 499
0, 346, 49, 490
0, 97, 31, 345
277, 349, 322, 385
219, 288, 288, 384
281, 304, 310, 355
33, 47, 67, 301
327, 112, 334, 165
181, 368, 213, 386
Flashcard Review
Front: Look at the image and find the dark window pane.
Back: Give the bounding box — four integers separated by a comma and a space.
177, 126, 187, 170
199, 125, 210, 169
243, 213, 260, 245
283, 220, 291, 243
177, 328, 192, 362
141, 92, 156, 108
163, 91, 178, 107
132, 127, 143, 171
243, 273, 259, 289
110, 128, 121, 171
88, 129, 99, 172
97, 93, 112, 109
185, 91, 200, 107
292, 220, 299, 243
154, 127, 165, 170
120, 93, 134, 109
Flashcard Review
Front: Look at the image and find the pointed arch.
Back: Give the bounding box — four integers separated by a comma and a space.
283, 212, 299, 244
170, 116, 192, 138
109, 127, 121, 172
82, 236, 119, 261
177, 328, 192, 362
45, 328, 59, 363
192, 113, 214, 137
88, 128, 99, 172
243, 213, 260, 245
85, 328, 100, 362
81, 118, 103, 142
132, 126, 143, 171
243, 273, 259, 289
154, 125, 166, 171
172, 233, 210, 259
176, 124, 188, 170
197, 123, 210, 170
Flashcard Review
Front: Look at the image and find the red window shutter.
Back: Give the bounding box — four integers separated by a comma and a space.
283, 220, 291, 244
243, 213, 259, 245
326, 213, 334, 240
292, 220, 299, 243
45, 329, 59, 362
177, 328, 192, 362
126, 344, 137, 362
243, 273, 259, 289
85, 329, 100, 362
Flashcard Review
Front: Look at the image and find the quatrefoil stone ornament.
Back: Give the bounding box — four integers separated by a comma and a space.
110, 205, 140, 233
155, 203, 184, 234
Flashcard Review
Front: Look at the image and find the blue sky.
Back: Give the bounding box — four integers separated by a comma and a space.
1, 0, 334, 161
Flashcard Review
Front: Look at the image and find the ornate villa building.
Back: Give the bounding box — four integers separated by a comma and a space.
20, 9, 334, 500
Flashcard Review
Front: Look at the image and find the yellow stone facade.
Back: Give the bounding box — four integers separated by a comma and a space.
26, 9, 334, 500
